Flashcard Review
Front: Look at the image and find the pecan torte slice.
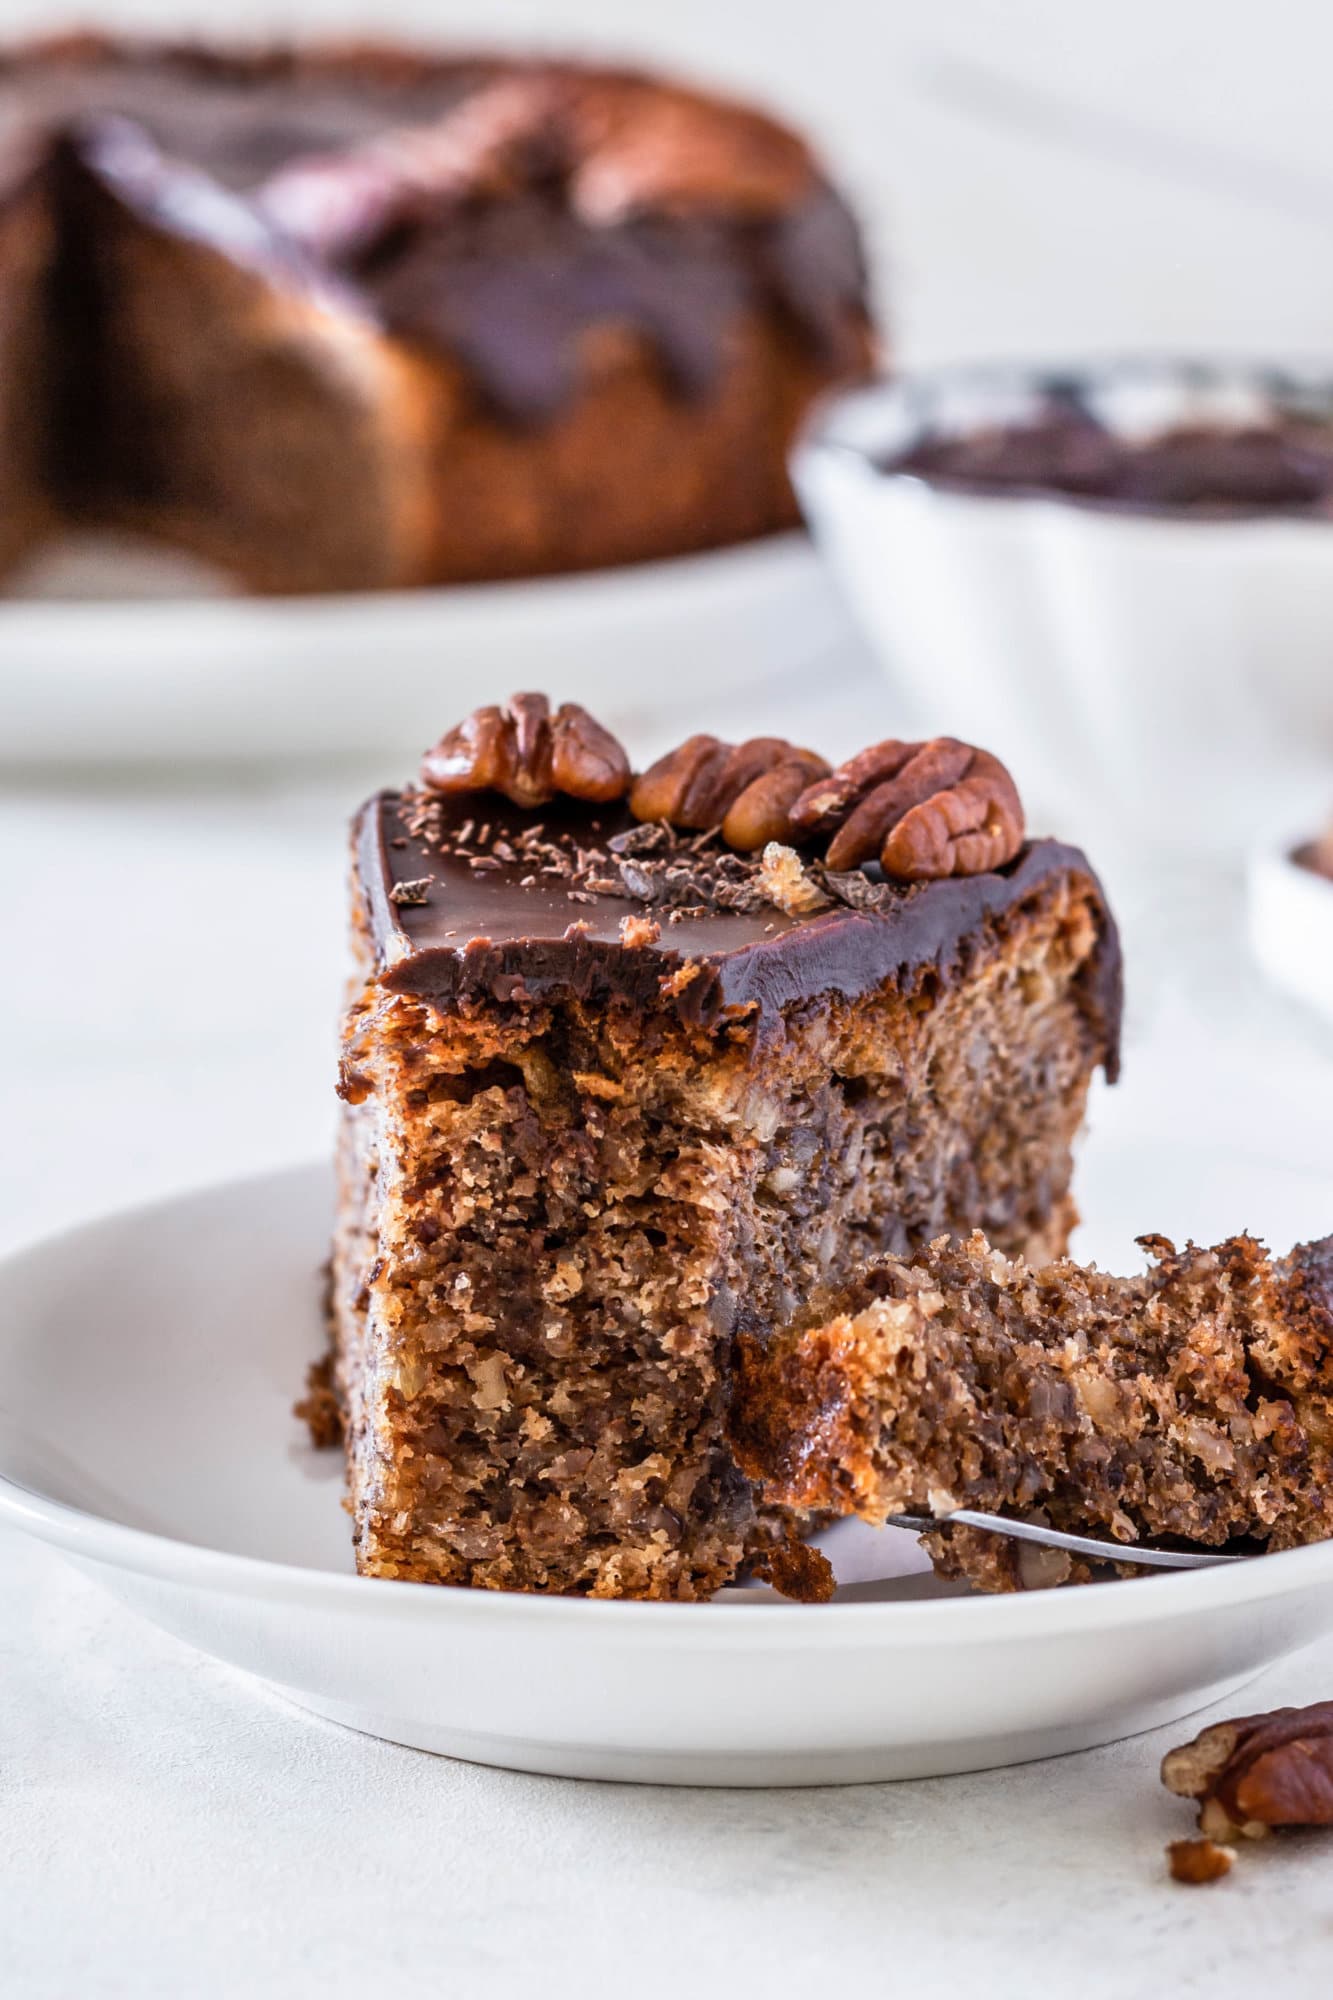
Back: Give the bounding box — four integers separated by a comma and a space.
315, 698, 1121, 1600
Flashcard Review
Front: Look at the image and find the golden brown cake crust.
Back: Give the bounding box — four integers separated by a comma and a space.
0, 34, 876, 588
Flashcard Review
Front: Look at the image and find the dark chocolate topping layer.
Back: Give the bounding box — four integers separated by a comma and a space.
358, 792, 1123, 1068
0, 37, 869, 424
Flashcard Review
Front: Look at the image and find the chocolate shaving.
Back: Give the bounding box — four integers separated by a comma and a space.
616, 860, 659, 901
822, 869, 899, 912
395, 787, 928, 922
388, 876, 434, 906
608, 822, 672, 857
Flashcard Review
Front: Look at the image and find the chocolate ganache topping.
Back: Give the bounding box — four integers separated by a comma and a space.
881, 380, 1333, 518
354, 699, 1122, 1068
0, 37, 870, 424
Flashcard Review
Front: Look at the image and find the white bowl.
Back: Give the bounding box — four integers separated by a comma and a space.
1248, 821, 1333, 1024
0, 529, 853, 767
5, 1133, 1333, 1786
793, 361, 1333, 851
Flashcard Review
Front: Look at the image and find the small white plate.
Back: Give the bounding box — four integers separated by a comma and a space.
0, 530, 853, 767
3, 1139, 1333, 1787
1248, 823, 1333, 1027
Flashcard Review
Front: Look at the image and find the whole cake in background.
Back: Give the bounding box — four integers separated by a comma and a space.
313, 697, 1121, 1600
0, 35, 875, 591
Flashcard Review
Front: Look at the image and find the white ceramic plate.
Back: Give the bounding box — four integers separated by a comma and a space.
1248, 820, 1333, 1027
0, 530, 853, 767
4, 1135, 1333, 1787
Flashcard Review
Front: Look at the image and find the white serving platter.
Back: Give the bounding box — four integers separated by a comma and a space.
3, 1130, 1333, 1787
0, 530, 854, 766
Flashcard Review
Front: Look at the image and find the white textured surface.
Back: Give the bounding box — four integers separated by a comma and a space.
7, 662, 1333, 1990
6, 1522, 1333, 2000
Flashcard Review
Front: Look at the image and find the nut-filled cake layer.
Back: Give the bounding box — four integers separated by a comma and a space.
327, 783, 1120, 1598
733, 1232, 1333, 1591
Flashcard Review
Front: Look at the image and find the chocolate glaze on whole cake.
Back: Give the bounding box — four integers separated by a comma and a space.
0, 35, 875, 589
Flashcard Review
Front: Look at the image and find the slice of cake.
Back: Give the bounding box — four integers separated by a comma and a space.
732, 1231, 1333, 1589
324, 699, 1121, 1598
39, 118, 433, 593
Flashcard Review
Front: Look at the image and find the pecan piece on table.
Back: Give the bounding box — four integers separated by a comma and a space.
788, 736, 1025, 881
629, 735, 830, 849
1162, 1698, 1333, 1853
420, 693, 631, 808
1166, 1838, 1235, 1886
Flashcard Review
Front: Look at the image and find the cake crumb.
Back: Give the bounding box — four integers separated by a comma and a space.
619, 914, 662, 948
295, 1355, 343, 1448
751, 1538, 836, 1602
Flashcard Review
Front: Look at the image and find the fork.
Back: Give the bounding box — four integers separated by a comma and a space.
886, 1509, 1244, 1569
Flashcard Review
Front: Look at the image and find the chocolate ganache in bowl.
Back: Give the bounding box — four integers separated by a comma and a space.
793, 359, 1333, 851
878, 371, 1333, 519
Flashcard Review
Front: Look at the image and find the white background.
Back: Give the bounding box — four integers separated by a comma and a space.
10, 4, 1333, 1994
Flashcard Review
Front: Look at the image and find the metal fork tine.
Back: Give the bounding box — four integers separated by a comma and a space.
886, 1509, 1244, 1569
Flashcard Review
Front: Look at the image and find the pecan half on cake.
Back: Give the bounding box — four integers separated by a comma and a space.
733, 1231, 1333, 1590
322, 698, 1121, 1599
0, 35, 873, 590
